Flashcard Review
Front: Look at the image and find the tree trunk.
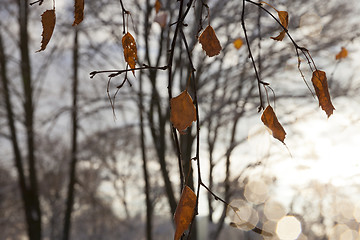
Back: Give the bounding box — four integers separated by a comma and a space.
63, 28, 79, 240
139, 70, 153, 240
18, 0, 42, 239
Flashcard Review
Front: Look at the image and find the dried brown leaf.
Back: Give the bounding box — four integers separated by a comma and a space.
271, 11, 288, 41
122, 32, 138, 74
198, 25, 222, 57
73, 0, 84, 26
311, 70, 335, 117
335, 47, 348, 60
174, 186, 196, 240
37, 9, 56, 52
170, 90, 196, 134
261, 106, 286, 143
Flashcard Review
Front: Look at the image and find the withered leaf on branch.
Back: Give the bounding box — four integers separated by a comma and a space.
37, 9, 56, 52
170, 90, 196, 134
271, 11, 288, 41
73, 0, 84, 26
122, 32, 138, 74
311, 70, 335, 117
198, 25, 222, 57
174, 186, 196, 240
261, 1, 288, 41
261, 105, 286, 143
335, 47, 348, 60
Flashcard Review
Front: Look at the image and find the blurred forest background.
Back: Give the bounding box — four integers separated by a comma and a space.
1, 0, 360, 239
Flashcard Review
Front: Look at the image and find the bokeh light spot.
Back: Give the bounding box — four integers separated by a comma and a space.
299, 13, 323, 37
276, 216, 302, 240
226, 199, 259, 231
244, 179, 269, 204
328, 224, 349, 240
264, 200, 287, 221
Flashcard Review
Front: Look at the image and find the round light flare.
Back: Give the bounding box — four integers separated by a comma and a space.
276, 216, 302, 240
264, 200, 287, 221
244, 179, 269, 204
227, 199, 259, 231
336, 199, 354, 220
340, 229, 359, 240
299, 13, 323, 37
328, 224, 356, 240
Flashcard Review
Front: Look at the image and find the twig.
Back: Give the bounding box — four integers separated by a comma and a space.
29, 0, 44, 6
241, 0, 267, 112
89, 65, 168, 78
119, 0, 130, 34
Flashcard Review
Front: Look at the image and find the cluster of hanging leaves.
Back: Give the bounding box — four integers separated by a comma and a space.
122, 32, 138, 74
36, 0, 84, 52
170, 90, 197, 134
173, 186, 197, 240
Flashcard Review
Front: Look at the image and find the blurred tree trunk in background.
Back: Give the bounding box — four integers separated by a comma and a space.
18, 0, 42, 238
62, 27, 79, 240
139, 69, 153, 240
0, 1, 43, 239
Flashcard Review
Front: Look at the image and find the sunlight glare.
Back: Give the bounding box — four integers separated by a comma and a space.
276, 216, 302, 240
244, 179, 269, 204
264, 200, 287, 221
227, 199, 259, 231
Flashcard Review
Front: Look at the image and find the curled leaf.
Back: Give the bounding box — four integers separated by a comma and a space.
233, 38, 243, 49
311, 70, 335, 117
174, 186, 196, 240
271, 11, 288, 41
122, 32, 138, 74
73, 0, 84, 26
198, 25, 222, 57
37, 9, 56, 52
335, 47, 348, 60
261, 105, 286, 143
170, 90, 196, 134
155, 0, 161, 14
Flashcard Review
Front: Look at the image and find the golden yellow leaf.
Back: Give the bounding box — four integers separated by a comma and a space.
198, 25, 222, 57
174, 186, 196, 240
170, 90, 196, 134
73, 0, 84, 26
335, 47, 348, 60
37, 9, 56, 52
233, 38, 243, 50
122, 32, 138, 74
271, 11, 288, 41
311, 70, 335, 117
261, 106, 286, 143
155, 0, 161, 14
